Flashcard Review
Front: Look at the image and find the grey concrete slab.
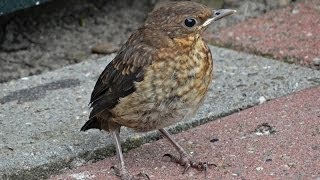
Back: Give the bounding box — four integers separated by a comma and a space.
0, 46, 319, 179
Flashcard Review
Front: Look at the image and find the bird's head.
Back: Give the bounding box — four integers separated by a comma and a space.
144, 1, 236, 40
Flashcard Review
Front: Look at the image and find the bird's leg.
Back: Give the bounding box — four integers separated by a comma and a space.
111, 127, 149, 180
159, 128, 215, 175
111, 128, 131, 179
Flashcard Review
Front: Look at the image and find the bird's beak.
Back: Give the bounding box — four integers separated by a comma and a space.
202, 9, 236, 27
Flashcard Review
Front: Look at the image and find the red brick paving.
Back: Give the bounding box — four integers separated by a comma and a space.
207, 0, 320, 68
52, 87, 320, 180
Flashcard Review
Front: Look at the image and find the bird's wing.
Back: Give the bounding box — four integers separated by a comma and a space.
89, 31, 155, 119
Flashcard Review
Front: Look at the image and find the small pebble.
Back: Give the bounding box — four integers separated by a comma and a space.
256, 167, 263, 171
265, 158, 272, 162
210, 138, 219, 143
312, 57, 320, 65
259, 96, 266, 104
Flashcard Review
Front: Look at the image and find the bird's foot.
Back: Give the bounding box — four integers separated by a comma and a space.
111, 166, 150, 180
162, 153, 216, 175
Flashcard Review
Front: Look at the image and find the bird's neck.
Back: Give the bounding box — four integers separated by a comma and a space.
172, 34, 201, 48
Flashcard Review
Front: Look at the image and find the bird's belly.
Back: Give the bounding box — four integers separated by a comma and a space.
112, 39, 213, 132
113, 102, 192, 132
112, 70, 212, 132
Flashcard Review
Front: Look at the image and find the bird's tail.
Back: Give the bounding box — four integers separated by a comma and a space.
80, 117, 102, 131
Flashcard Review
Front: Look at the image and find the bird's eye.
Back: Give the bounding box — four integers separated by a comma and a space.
215, 12, 221, 16
184, 18, 196, 27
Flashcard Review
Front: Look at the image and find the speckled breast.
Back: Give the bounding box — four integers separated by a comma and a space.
112, 38, 213, 132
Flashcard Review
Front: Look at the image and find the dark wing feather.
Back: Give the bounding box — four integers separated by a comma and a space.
89, 29, 155, 119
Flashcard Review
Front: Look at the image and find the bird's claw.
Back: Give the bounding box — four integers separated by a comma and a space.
162, 153, 216, 177
111, 165, 150, 180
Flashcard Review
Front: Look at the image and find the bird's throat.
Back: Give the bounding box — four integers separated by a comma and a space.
173, 34, 199, 48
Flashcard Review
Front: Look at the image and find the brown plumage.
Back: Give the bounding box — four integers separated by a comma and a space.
81, 1, 235, 179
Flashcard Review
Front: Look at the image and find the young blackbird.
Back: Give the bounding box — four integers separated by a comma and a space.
81, 1, 235, 179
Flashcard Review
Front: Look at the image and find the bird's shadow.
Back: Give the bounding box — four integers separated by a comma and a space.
0, 78, 81, 104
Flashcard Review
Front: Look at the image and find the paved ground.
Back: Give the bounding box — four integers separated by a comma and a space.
0, 0, 154, 83
0, 0, 297, 83
208, 0, 320, 69
1, 46, 319, 179
1, 0, 320, 179
52, 87, 320, 180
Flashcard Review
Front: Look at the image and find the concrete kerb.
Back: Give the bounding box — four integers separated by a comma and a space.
0, 46, 320, 179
